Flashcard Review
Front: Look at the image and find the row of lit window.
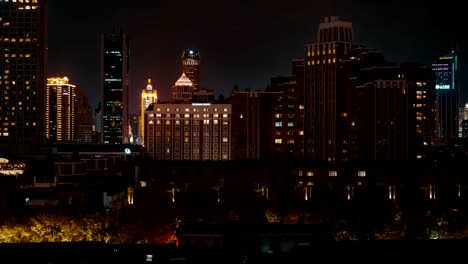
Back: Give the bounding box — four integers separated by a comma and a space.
298, 170, 366, 177
153, 131, 224, 137
275, 130, 303, 136
183, 59, 199, 66
275, 122, 294, 127
0, 38, 36, 43
274, 138, 295, 144
153, 107, 229, 113
1, 121, 35, 126
3, 54, 32, 58
307, 58, 336, 65
0, 0, 38, 3
150, 113, 229, 118
17, 5, 38, 10
149, 119, 229, 125
274, 113, 295, 118
307, 48, 336, 56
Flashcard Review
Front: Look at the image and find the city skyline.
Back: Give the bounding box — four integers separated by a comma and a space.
46, 0, 466, 115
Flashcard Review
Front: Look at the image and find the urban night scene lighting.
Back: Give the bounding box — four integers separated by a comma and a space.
0, 0, 468, 263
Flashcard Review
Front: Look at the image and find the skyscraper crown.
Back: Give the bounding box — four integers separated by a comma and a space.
317, 16, 354, 43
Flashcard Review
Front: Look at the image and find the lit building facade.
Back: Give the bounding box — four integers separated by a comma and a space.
144, 103, 231, 160
140, 78, 157, 144
304, 16, 361, 161
432, 50, 460, 145
181, 49, 200, 91
172, 73, 194, 103
46, 77, 76, 142
100, 32, 129, 144
0, 0, 47, 153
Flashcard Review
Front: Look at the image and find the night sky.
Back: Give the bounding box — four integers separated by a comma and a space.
47, 0, 466, 114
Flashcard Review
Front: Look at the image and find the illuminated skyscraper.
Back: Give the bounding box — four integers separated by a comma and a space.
181, 49, 200, 91
46, 77, 76, 142
100, 32, 130, 144
140, 77, 157, 144
432, 50, 460, 145
0, 0, 47, 154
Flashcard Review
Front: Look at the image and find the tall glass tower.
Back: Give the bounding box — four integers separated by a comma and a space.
0, 0, 47, 154
181, 49, 200, 91
432, 49, 460, 145
100, 32, 129, 144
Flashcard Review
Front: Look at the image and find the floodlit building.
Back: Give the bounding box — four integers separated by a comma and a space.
144, 103, 231, 160
140, 77, 158, 144
46, 77, 76, 142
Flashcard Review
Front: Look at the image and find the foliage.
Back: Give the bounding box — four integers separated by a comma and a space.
0, 209, 176, 244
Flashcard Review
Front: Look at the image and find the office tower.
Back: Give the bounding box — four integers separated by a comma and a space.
100, 32, 129, 144
140, 77, 157, 144
432, 50, 460, 145
304, 16, 362, 161
0, 0, 47, 154
144, 103, 231, 160
172, 73, 194, 103
46, 77, 76, 142
181, 49, 200, 91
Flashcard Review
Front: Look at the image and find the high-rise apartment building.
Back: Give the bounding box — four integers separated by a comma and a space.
100, 32, 129, 144
432, 50, 460, 145
144, 103, 231, 160
181, 49, 200, 91
0, 0, 47, 154
304, 16, 362, 161
45, 77, 76, 142
140, 77, 157, 144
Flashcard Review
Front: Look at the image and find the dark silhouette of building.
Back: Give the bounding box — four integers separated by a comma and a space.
100, 32, 130, 144
0, 0, 47, 154
304, 16, 363, 161
75, 84, 94, 143
230, 58, 305, 161
303, 16, 436, 162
